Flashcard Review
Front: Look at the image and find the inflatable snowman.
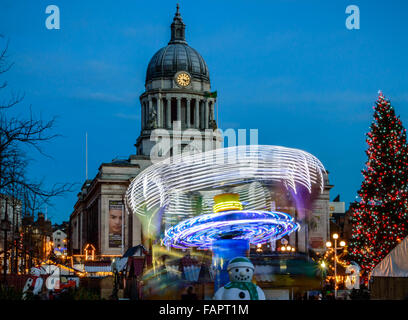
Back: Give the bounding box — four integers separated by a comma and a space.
22, 267, 44, 300
214, 257, 265, 300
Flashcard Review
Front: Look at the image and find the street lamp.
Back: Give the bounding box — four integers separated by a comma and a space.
319, 261, 327, 293
326, 233, 346, 299
279, 245, 296, 252
111, 259, 119, 300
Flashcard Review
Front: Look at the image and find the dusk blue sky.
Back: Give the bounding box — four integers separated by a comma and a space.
1, 0, 407, 223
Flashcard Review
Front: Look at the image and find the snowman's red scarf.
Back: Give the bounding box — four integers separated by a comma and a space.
224, 282, 259, 300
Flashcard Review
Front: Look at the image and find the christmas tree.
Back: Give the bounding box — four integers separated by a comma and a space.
349, 91, 408, 281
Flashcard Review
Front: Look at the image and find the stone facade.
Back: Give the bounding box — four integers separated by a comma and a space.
52, 229, 67, 249
70, 157, 151, 255
309, 180, 333, 253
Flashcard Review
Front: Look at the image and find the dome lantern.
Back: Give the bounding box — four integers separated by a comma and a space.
169, 4, 186, 45
145, 4, 210, 84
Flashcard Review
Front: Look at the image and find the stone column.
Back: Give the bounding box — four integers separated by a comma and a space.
148, 97, 153, 128
145, 101, 148, 128
200, 100, 204, 129
166, 97, 171, 129
157, 95, 162, 128
186, 98, 191, 128
141, 100, 145, 130
211, 99, 215, 121
177, 97, 181, 122
205, 99, 209, 129
145, 102, 148, 127
195, 99, 199, 129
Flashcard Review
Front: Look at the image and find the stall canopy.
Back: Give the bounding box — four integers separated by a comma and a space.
371, 236, 408, 277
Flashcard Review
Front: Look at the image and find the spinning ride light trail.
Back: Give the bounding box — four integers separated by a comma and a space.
126, 145, 327, 219
125, 145, 327, 247
162, 209, 299, 249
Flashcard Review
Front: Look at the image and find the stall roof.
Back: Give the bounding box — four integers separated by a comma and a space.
371, 236, 408, 277
84, 261, 112, 273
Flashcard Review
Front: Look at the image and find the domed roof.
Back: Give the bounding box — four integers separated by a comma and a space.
145, 5, 210, 84
146, 44, 209, 83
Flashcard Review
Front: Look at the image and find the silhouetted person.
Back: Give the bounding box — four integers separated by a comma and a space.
181, 286, 198, 300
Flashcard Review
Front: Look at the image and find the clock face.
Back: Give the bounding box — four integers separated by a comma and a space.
176, 72, 191, 87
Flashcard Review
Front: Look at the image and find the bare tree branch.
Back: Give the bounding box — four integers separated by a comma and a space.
0, 91, 25, 109
0, 36, 74, 221
0, 38, 13, 75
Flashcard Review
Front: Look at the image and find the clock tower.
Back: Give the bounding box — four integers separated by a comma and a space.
136, 5, 221, 159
